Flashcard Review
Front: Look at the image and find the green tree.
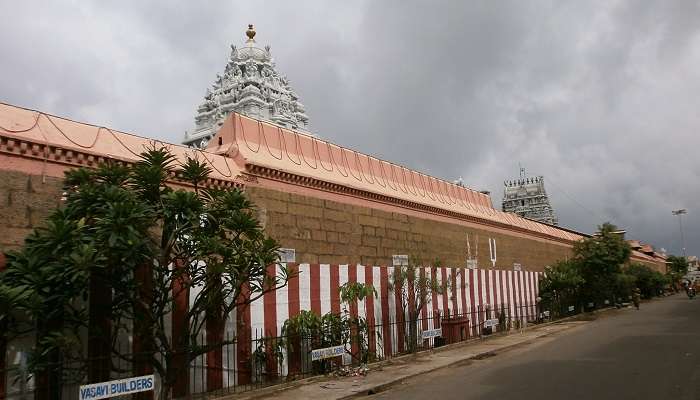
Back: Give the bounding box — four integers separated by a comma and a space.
390, 259, 444, 353
573, 223, 631, 304
1, 145, 289, 399
666, 255, 689, 275
279, 282, 376, 376
539, 223, 634, 313
539, 260, 584, 316
612, 272, 636, 303
3, 209, 120, 398
339, 282, 377, 363
0, 271, 34, 387
0, 283, 32, 341
625, 263, 668, 299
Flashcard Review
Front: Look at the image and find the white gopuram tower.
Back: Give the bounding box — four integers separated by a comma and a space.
502, 167, 558, 226
183, 25, 310, 148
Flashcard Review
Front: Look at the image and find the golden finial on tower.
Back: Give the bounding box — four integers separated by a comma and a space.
246, 24, 256, 43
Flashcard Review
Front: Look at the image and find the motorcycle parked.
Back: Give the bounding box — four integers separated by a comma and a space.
687, 287, 696, 299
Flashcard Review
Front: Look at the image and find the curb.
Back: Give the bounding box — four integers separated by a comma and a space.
215, 374, 330, 400
218, 304, 632, 400
215, 325, 555, 400
336, 322, 577, 400
339, 302, 667, 399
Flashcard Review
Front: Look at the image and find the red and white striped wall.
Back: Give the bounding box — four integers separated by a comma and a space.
215, 264, 542, 388
0, 264, 543, 398
244, 264, 542, 335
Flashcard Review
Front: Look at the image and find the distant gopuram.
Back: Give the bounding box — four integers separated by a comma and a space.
502, 168, 558, 226
183, 25, 310, 148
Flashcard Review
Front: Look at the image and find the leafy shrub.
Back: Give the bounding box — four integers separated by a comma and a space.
624, 263, 668, 299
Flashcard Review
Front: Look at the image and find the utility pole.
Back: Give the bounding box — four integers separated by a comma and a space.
672, 209, 688, 258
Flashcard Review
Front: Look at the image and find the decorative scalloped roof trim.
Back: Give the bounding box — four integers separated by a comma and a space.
0, 102, 244, 190
210, 113, 583, 243
0, 135, 245, 190
217, 114, 496, 207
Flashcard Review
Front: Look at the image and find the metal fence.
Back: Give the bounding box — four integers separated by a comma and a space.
2, 301, 578, 400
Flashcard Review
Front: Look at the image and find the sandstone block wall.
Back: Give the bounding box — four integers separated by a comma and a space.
0, 170, 64, 254
0, 168, 663, 275
246, 186, 572, 271
632, 258, 666, 274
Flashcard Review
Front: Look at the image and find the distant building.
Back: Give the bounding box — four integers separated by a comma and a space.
502, 170, 558, 226
183, 25, 310, 148
627, 240, 668, 273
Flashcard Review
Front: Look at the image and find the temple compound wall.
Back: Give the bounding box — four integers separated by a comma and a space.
0, 104, 665, 271
0, 168, 573, 272
0, 103, 666, 395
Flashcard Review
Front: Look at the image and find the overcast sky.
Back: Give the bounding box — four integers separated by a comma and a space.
2, 1, 699, 256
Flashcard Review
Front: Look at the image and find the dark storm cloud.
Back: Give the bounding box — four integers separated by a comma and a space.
1, 1, 699, 255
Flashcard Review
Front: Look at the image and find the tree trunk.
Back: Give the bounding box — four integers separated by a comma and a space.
34, 319, 62, 400
133, 263, 154, 400
205, 270, 224, 392
159, 361, 178, 400
171, 260, 190, 398
408, 310, 418, 354
287, 334, 302, 379
88, 266, 112, 383
236, 287, 252, 385
0, 322, 7, 400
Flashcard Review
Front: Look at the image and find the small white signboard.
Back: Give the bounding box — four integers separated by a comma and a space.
484, 318, 499, 328
513, 263, 522, 271
392, 254, 409, 267
543, 310, 551, 317
568, 305, 575, 312
421, 328, 442, 339
311, 345, 345, 361
278, 248, 296, 263
79, 375, 154, 400
466, 259, 477, 270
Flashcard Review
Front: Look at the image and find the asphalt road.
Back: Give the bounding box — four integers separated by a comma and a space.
372, 295, 700, 400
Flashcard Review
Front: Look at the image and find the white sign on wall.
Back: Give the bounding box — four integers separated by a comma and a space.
79, 375, 154, 400
484, 318, 499, 328
422, 328, 442, 339
513, 263, 522, 271
278, 248, 296, 263
466, 259, 478, 270
311, 345, 345, 361
392, 254, 409, 267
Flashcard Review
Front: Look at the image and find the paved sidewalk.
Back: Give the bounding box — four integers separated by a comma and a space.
222, 319, 591, 400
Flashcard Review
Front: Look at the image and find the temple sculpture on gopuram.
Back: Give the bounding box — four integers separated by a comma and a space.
502, 168, 559, 226
183, 25, 310, 148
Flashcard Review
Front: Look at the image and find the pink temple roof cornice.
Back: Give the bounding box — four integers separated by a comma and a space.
0, 102, 244, 188
208, 113, 583, 243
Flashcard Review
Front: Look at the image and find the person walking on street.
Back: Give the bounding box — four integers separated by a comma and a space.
632, 288, 641, 310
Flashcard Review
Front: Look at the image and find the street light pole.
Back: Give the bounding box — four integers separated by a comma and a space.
672, 209, 687, 258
